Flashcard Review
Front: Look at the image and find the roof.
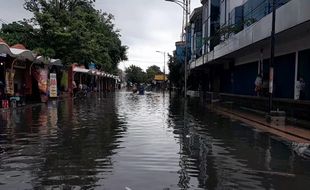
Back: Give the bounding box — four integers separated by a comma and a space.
73, 66, 119, 79
0, 42, 62, 64
190, 6, 203, 22
34, 56, 62, 66
0, 42, 34, 61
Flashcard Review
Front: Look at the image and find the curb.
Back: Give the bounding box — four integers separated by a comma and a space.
213, 106, 310, 143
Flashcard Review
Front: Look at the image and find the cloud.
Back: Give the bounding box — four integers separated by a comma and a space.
0, 0, 202, 72
96, 0, 202, 71
0, 0, 32, 23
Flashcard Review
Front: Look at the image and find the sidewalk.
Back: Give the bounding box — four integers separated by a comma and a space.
211, 104, 310, 144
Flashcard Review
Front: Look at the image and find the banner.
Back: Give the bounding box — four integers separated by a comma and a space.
269, 67, 274, 94
49, 73, 57, 97
5, 70, 15, 96
32, 68, 48, 94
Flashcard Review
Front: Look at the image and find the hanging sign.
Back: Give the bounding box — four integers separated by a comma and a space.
269, 67, 274, 94
33, 68, 48, 94
5, 70, 15, 96
49, 73, 57, 97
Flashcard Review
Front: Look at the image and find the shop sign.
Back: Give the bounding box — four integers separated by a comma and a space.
33, 68, 48, 94
49, 73, 57, 97
88, 62, 96, 70
5, 70, 15, 96
269, 67, 274, 94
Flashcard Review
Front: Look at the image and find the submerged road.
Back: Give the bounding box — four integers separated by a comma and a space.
1, 91, 310, 189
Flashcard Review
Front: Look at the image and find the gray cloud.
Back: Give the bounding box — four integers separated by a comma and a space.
0, 0, 201, 71
96, 0, 201, 71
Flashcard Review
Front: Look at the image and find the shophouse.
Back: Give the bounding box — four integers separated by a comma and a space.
189, 0, 310, 101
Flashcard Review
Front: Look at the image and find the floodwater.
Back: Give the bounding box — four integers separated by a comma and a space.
1, 92, 310, 190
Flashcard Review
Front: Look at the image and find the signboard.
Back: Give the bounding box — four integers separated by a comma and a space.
88, 62, 96, 70
5, 70, 15, 95
154, 74, 167, 81
33, 68, 48, 94
49, 73, 58, 97
269, 67, 274, 94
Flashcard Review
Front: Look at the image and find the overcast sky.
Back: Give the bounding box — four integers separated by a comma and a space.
0, 0, 201, 72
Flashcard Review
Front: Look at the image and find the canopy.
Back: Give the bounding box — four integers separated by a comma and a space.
34, 56, 62, 66
73, 66, 118, 79
0, 41, 35, 61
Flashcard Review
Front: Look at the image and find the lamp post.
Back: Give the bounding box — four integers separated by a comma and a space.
156, 51, 166, 90
156, 51, 166, 91
165, 0, 190, 98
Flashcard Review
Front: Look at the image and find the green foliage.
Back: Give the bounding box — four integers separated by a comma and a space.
33, 47, 55, 58
146, 65, 161, 82
0, 21, 40, 49
125, 65, 146, 84
0, 0, 128, 73
168, 54, 184, 89
203, 18, 257, 46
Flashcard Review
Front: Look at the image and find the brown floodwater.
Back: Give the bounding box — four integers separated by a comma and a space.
0, 91, 310, 189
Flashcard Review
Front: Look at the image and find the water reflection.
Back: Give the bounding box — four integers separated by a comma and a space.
0, 92, 310, 189
169, 97, 310, 189
0, 95, 126, 189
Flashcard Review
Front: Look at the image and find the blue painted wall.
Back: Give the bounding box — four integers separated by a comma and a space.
233, 62, 257, 96
273, 53, 295, 99
263, 53, 295, 99
175, 43, 185, 63
298, 49, 310, 100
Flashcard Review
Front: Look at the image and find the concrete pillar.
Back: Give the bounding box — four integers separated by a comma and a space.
294, 51, 299, 100
68, 65, 73, 95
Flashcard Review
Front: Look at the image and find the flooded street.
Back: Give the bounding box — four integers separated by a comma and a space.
1, 92, 310, 189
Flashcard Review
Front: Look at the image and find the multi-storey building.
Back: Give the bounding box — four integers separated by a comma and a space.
189, 0, 310, 101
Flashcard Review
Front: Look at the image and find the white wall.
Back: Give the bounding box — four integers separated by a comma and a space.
190, 0, 310, 71
235, 33, 310, 65
213, 0, 310, 63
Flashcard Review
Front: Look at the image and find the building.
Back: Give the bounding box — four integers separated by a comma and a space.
190, 6, 203, 61
188, 0, 310, 101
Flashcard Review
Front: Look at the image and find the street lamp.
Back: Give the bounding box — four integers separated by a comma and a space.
156, 51, 166, 78
165, 0, 190, 98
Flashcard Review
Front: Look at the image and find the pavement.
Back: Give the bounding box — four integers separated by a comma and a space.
212, 105, 310, 144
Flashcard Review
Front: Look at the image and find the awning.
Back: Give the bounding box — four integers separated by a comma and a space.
0, 41, 62, 65
73, 66, 119, 79
0, 42, 35, 61
50, 59, 62, 67
35, 56, 63, 66
73, 67, 89, 73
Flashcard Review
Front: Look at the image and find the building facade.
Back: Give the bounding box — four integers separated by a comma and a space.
189, 0, 310, 100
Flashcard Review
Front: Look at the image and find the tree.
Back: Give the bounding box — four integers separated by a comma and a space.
168, 53, 184, 90
146, 65, 161, 83
125, 65, 146, 84
0, 0, 128, 73
0, 21, 40, 49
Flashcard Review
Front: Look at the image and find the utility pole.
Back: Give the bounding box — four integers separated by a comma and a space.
268, 0, 276, 113
184, 0, 189, 98
165, 0, 190, 98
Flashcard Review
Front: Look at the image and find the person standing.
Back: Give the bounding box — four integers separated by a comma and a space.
255, 74, 263, 96
72, 80, 77, 97
299, 77, 306, 100
0, 81, 4, 101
